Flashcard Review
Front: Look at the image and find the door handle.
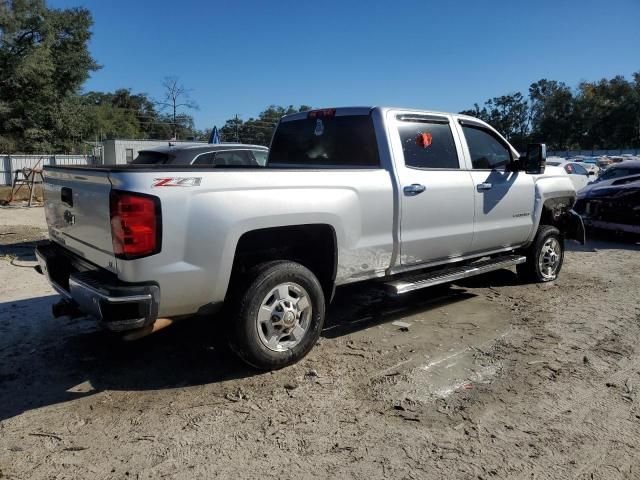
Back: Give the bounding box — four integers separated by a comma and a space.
403, 184, 426, 196
477, 182, 493, 191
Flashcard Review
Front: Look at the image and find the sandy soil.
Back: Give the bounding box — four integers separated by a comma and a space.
0, 206, 639, 479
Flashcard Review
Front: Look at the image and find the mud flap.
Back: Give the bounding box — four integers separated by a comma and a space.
567, 210, 586, 244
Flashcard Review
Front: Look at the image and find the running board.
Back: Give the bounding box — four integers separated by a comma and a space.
384, 255, 527, 295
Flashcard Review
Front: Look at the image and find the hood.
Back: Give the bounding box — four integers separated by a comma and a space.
579, 179, 640, 200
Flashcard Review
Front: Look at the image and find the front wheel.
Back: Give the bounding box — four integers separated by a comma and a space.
229, 261, 326, 370
517, 225, 564, 283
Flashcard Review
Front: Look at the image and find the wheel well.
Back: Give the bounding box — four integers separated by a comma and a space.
229, 224, 337, 301
540, 197, 575, 233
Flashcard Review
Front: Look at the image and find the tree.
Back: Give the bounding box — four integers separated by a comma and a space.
460, 93, 529, 149
528, 79, 575, 150
157, 76, 197, 140
572, 75, 640, 149
220, 105, 311, 145
0, 0, 99, 152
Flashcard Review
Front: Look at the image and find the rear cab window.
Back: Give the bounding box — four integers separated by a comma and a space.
268, 110, 380, 167
131, 151, 173, 165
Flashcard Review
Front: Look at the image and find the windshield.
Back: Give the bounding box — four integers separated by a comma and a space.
131, 151, 174, 165
599, 166, 640, 181
268, 114, 380, 167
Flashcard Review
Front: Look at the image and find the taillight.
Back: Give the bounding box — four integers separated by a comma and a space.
110, 191, 161, 259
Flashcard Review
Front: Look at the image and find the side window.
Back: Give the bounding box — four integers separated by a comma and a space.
214, 151, 252, 166
125, 148, 134, 163
398, 122, 459, 169
251, 149, 268, 166
192, 152, 216, 165
571, 163, 587, 175
462, 126, 512, 170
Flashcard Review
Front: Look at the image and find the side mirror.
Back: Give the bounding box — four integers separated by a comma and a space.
523, 143, 546, 174
588, 171, 595, 176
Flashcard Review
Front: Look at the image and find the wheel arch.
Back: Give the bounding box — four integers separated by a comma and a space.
227, 224, 338, 303
528, 195, 585, 245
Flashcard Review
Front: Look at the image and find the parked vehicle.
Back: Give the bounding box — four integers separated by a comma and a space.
575, 160, 600, 176
36, 107, 584, 369
131, 143, 269, 166
582, 160, 640, 193
546, 159, 592, 191
574, 161, 640, 234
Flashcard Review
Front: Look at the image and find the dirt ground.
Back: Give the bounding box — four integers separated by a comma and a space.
0, 206, 639, 480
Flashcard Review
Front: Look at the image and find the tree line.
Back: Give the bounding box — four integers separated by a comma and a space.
460, 73, 640, 151
1, 1, 638, 154
0, 0, 202, 153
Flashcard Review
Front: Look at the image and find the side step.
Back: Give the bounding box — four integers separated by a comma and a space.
384, 255, 526, 295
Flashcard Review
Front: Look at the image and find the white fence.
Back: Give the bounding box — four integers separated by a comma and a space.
1, 154, 98, 186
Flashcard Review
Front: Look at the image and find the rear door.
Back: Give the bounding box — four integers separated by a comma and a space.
456, 120, 535, 252
390, 112, 475, 265
43, 168, 117, 271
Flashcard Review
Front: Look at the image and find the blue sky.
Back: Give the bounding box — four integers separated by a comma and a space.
49, 0, 640, 130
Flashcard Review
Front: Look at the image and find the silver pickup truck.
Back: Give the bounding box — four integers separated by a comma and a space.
36, 107, 584, 369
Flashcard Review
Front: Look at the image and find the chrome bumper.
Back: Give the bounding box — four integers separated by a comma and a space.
36, 243, 160, 331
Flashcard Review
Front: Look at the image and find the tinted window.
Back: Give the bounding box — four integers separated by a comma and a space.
462, 126, 512, 169
269, 115, 379, 167
192, 152, 216, 165
567, 163, 587, 175
131, 151, 172, 164
214, 150, 257, 166
252, 149, 268, 166
398, 122, 459, 169
600, 167, 628, 180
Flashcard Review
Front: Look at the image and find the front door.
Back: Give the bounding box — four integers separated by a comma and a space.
458, 123, 535, 252
391, 113, 475, 266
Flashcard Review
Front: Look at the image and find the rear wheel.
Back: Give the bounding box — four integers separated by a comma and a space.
229, 261, 325, 370
517, 225, 564, 283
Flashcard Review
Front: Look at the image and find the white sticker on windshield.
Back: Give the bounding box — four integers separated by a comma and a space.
314, 119, 324, 136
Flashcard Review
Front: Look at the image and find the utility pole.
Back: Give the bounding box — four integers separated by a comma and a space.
235, 114, 240, 142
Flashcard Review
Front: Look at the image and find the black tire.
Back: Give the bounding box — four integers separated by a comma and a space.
517, 225, 564, 283
228, 260, 325, 370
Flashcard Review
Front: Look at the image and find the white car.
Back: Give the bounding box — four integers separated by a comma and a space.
575, 161, 600, 176
546, 160, 592, 191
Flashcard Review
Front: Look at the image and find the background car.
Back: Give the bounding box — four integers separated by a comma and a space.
131, 143, 269, 166
580, 160, 640, 195
546, 159, 592, 191
575, 159, 600, 176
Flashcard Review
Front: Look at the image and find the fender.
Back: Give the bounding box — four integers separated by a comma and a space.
526, 172, 585, 246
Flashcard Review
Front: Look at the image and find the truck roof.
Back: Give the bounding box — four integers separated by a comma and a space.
281, 106, 486, 124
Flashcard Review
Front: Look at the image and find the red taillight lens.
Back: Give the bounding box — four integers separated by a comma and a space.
110, 191, 161, 259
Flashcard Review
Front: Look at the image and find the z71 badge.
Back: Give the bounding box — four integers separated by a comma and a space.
152, 177, 202, 187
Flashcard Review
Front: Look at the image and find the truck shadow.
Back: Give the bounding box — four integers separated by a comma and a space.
0, 276, 502, 421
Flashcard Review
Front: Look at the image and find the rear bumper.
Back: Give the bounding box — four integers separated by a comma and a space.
35, 242, 160, 331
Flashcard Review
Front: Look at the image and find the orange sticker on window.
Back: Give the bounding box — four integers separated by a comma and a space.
416, 132, 433, 148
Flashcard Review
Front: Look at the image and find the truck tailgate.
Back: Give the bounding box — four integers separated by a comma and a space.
43, 167, 116, 271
